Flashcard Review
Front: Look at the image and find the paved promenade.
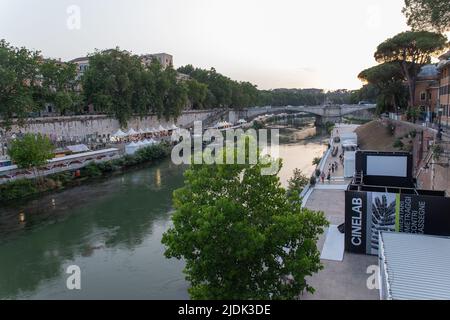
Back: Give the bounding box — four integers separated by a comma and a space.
300, 124, 379, 300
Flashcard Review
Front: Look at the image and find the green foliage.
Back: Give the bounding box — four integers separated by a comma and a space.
432, 143, 443, 160
358, 63, 409, 113
403, 0, 450, 33
0, 179, 38, 202
287, 169, 309, 196
8, 133, 54, 170
393, 138, 404, 149
178, 65, 259, 109
312, 157, 322, 166
0, 40, 41, 127
83, 49, 188, 126
162, 146, 328, 300
374, 31, 448, 107
186, 79, 208, 109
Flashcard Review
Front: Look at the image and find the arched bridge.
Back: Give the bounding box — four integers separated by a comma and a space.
228, 104, 376, 124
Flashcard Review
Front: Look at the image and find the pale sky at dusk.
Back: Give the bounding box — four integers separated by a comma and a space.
0, 0, 414, 90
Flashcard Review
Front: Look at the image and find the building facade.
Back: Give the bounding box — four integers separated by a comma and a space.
438, 51, 450, 122
140, 53, 173, 69
415, 64, 439, 122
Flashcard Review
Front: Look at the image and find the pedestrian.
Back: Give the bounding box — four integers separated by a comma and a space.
327, 171, 331, 183
331, 163, 335, 173
334, 161, 339, 170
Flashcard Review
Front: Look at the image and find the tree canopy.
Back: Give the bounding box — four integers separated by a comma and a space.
358, 63, 408, 112
83, 48, 188, 126
0, 40, 41, 128
8, 133, 54, 169
162, 145, 328, 299
403, 0, 450, 33
374, 31, 448, 107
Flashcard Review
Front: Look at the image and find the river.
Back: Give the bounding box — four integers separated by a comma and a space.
0, 122, 326, 300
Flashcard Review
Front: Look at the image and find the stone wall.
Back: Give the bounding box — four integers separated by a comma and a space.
1, 109, 218, 140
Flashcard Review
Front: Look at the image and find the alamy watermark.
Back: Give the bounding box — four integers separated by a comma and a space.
66, 5, 81, 30
66, 265, 81, 290
171, 121, 280, 175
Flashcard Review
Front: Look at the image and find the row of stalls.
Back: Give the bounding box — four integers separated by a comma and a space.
125, 139, 160, 155
111, 124, 179, 142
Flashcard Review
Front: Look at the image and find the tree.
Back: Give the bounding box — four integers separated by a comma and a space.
162, 146, 328, 300
374, 31, 448, 108
39, 59, 81, 115
186, 79, 208, 109
8, 133, 54, 179
358, 63, 408, 113
0, 39, 41, 128
287, 169, 309, 197
403, 0, 450, 33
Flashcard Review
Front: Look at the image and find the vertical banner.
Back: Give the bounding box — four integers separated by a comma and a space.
344, 191, 367, 254
345, 191, 450, 255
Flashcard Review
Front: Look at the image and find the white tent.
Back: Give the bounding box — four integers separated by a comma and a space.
127, 128, 138, 136
125, 142, 139, 155
237, 119, 247, 124
149, 138, 159, 145
344, 151, 356, 178
170, 124, 178, 130
145, 128, 152, 134
112, 129, 127, 138
158, 125, 166, 132
138, 128, 146, 135
136, 141, 145, 149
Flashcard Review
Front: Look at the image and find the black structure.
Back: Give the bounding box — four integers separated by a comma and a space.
345, 151, 450, 255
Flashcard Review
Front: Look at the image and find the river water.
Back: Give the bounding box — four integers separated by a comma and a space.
0, 124, 326, 300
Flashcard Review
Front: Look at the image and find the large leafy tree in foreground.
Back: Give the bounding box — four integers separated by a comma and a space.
403, 0, 450, 33
374, 31, 447, 108
162, 145, 328, 299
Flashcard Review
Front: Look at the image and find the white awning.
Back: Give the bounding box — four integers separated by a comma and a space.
113, 129, 127, 137
127, 128, 138, 135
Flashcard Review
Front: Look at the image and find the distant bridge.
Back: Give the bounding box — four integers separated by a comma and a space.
228, 104, 377, 124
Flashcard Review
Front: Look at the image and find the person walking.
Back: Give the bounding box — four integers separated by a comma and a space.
320, 171, 325, 183
327, 171, 331, 183
331, 163, 335, 173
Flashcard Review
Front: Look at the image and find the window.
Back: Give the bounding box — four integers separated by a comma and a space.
420, 92, 426, 101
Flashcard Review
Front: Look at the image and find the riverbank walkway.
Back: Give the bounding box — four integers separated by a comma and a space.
300, 124, 379, 300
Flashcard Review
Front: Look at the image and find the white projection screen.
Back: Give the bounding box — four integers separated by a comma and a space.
366, 155, 408, 177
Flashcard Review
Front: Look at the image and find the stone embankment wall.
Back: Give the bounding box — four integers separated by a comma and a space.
0, 109, 219, 140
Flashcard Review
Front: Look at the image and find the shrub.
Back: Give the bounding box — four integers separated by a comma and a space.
393, 139, 404, 149
81, 163, 102, 178
312, 157, 322, 166
0, 179, 38, 202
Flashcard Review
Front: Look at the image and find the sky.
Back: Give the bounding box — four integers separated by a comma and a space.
0, 0, 414, 90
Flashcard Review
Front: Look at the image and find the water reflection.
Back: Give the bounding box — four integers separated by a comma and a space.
0, 160, 187, 299
0, 121, 326, 299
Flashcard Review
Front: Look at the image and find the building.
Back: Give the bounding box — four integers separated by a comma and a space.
437, 51, 450, 123
415, 64, 439, 122
379, 232, 450, 300
70, 56, 90, 80
140, 53, 173, 69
